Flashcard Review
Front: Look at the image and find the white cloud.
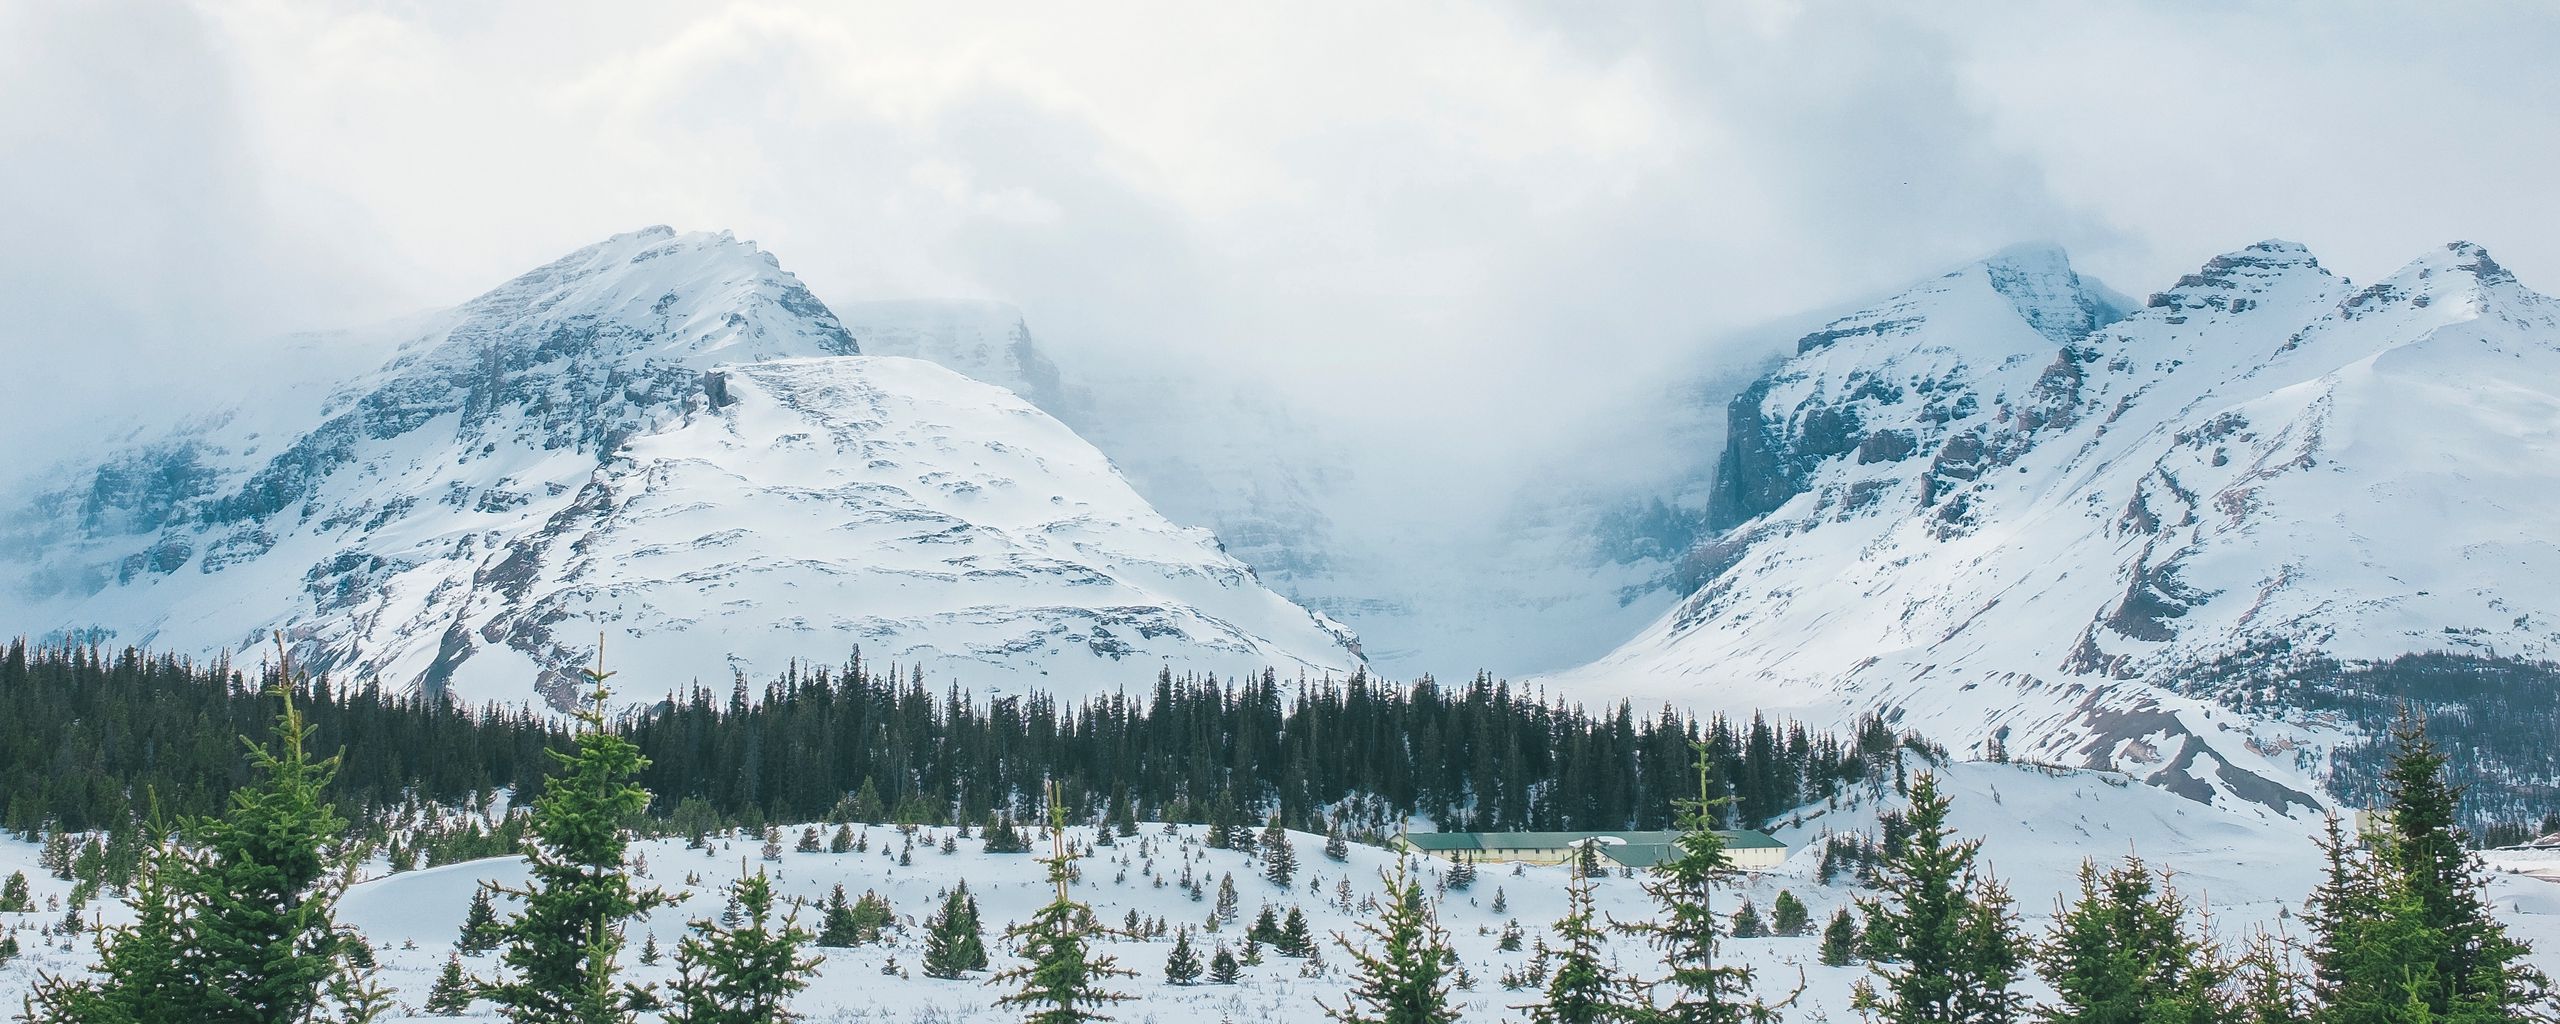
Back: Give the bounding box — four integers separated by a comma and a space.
4, 0, 2556, 501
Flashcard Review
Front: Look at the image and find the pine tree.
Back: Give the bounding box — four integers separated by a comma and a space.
829, 825, 853, 854
458, 886, 503, 954
2368, 714, 2549, 1017
1852, 771, 2025, 1024
1262, 815, 1299, 888
992, 782, 1134, 1023
1326, 824, 1352, 863
2304, 715, 2552, 1022
481, 647, 673, 1024
25, 828, 195, 1023
425, 953, 476, 1015
1216, 874, 1240, 923
1209, 942, 1242, 984
815, 886, 859, 948
1164, 928, 1204, 985
663, 871, 821, 1024
1281, 906, 1317, 958
1520, 852, 1636, 1024
181, 659, 355, 1024
2229, 931, 2307, 1024
922, 880, 989, 978
2034, 856, 2231, 1024
846, 778, 886, 824
1770, 892, 1809, 938
1729, 900, 1765, 940
1324, 860, 1460, 1024
639, 934, 661, 966
0, 870, 29, 912
1819, 908, 1859, 967
1620, 741, 1780, 1024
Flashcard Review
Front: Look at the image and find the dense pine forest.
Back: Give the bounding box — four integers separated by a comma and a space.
0, 641, 1917, 843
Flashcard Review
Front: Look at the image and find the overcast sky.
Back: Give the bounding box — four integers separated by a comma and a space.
6, 0, 2558, 482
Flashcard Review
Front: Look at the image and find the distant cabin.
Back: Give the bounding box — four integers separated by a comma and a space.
1395, 829, 1788, 871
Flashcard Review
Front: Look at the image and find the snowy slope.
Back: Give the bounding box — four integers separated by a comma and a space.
0, 228, 1360, 707
1557, 241, 2560, 814
3, 763, 2550, 1020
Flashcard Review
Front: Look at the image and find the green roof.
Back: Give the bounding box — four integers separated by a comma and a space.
1399, 829, 1783, 854
1600, 843, 1677, 868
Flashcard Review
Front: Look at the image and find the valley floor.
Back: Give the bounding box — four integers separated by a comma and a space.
0, 762, 2553, 1022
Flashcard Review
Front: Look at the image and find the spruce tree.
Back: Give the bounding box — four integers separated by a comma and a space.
1729, 900, 1765, 940
1819, 908, 1859, 967
1521, 851, 1637, 1024
481, 648, 673, 1024
425, 953, 475, 1015
992, 782, 1134, 1023
1165, 928, 1204, 985
2229, 931, 2308, 1024
1326, 824, 1352, 863
846, 778, 885, 824
182, 662, 355, 1024
1324, 860, 1460, 1024
922, 880, 989, 978
1620, 741, 1781, 1024
1209, 942, 1242, 984
1770, 892, 1809, 938
1262, 816, 1299, 888
0, 871, 29, 912
663, 871, 820, 1024
2368, 715, 2549, 1017
815, 886, 859, 948
25, 829, 195, 1023
1281, 906, 1317, 958
1852, 772, 2025, 1024
2304, 716, 2551, 1021
458, 886, 503, 954
2034, 857, 2230, 1024
1216, 874, 1241, 923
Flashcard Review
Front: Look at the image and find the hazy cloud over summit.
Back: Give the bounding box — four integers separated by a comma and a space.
6, 0, 2557, 492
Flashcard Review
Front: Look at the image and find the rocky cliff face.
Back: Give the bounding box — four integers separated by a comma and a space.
0, 229, 1362, 707
1561, 240, 2560, 820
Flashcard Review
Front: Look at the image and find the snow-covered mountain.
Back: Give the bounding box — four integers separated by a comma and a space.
0, 228, 1361, 707
1558, 241, 2560, 817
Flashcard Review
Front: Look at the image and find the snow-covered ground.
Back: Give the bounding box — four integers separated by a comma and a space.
3, 762, 2550, 1021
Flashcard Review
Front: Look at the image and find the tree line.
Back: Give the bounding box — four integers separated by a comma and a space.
0, 640, 1918, 862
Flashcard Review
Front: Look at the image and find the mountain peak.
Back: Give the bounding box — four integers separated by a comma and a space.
438, 227, 857, 369
2146, 240, 2331, 313
2400, 240, 2517, 287
1973, 243, 2128, 345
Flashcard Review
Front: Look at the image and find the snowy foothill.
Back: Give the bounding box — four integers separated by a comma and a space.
4, 760, 2551, 1021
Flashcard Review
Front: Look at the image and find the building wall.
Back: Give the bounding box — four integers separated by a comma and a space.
1729, 845, 1786, 869
1400, 837, 1789, 870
